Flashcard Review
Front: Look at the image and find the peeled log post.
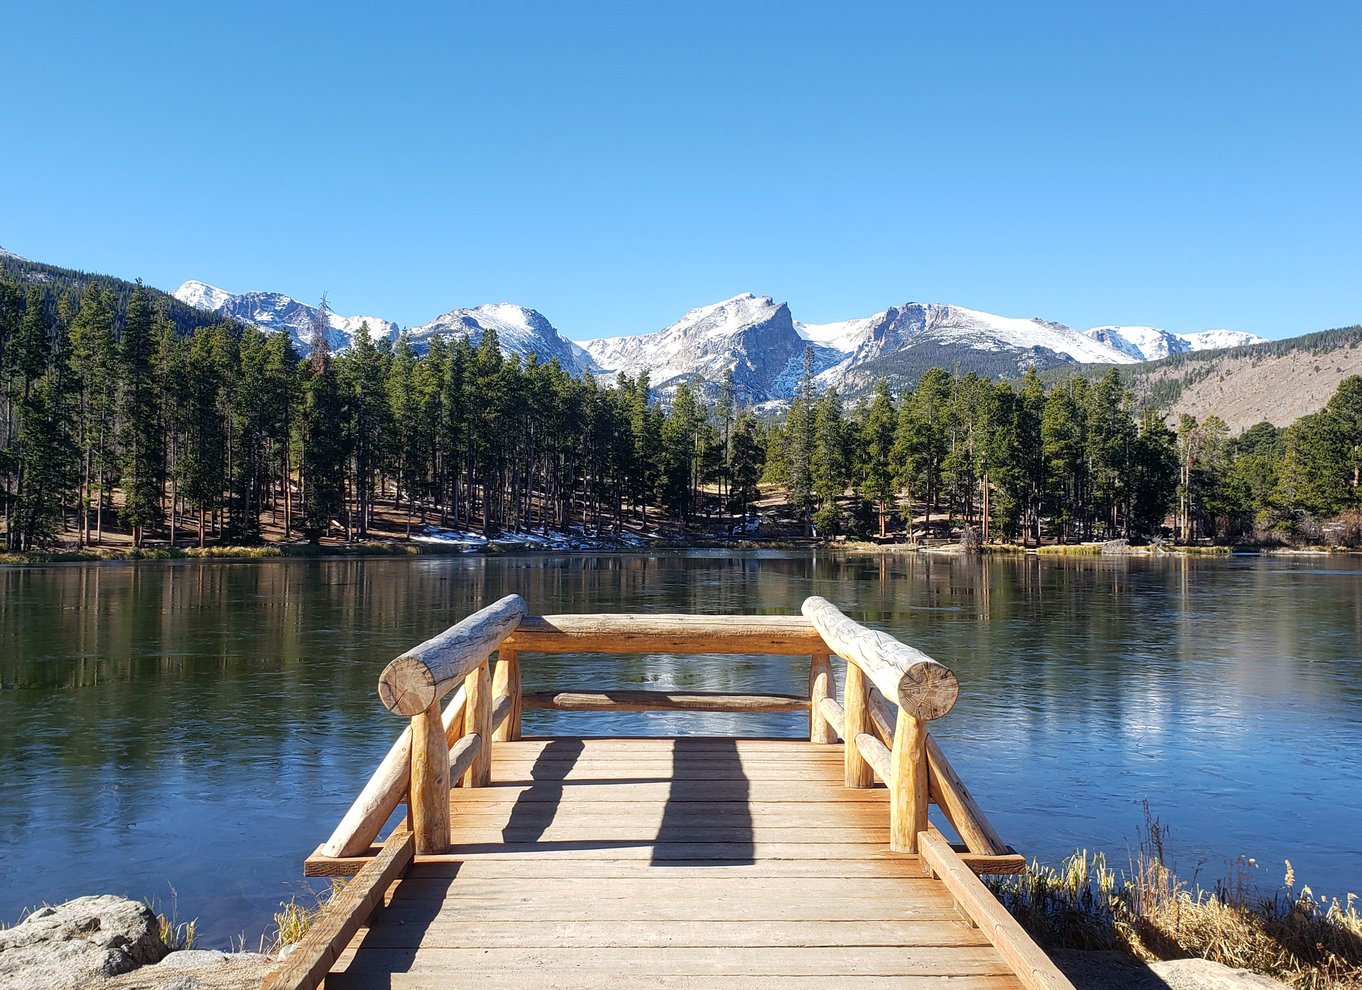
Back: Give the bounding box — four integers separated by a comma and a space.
801, 596, 959, 721
843, 662, 875, 788
490, 649, 521, 742
378, 595, 527, 716
464, 660, 493, 787
320, 687, 467, 858
410, 699, 451, 855
889, 711, 929, 854
867, 686, 1009, 857
809, 652, 835, 744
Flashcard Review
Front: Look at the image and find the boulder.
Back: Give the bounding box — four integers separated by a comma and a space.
1148, 958, 1289, 989
0, 895, 168, 988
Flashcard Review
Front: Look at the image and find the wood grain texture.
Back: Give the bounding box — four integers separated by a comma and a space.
809, 652, 836, 743
523, 690, 809, 712
463, 661, 493, 787
490, 649, 521, 741
502, 613, 827, 655
262, 828, 412, 990
843, 662, 875, 788
802, 596, 959, 721
890, 713, 929, 854
819, 697, 846, 739
377, 595, 526, 716
319, 686, 466, 858
410, 700, 451, 854
854, 732, 892, 784
918, 831, 1077, 990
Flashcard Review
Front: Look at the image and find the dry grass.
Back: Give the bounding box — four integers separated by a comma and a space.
271, 880, 348, 950
988, 805, 1362, 988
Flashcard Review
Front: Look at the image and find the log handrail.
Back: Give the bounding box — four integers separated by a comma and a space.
801, 596, 959, 720
503, 613, 826, 655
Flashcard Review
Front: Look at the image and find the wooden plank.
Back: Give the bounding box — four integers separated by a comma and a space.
427, 842, 906, 861
442, 825, 890, 843
406, 859, 931, 880
918, 831, 1076, 990
378, 595, 526, 716
503, 613, 827, 655
523, 690, 809, 712
262, 828, 412, 990
356, 918, 991, 949
802, 596, 958, 720
326, 974, 1024, 990
446, 782, 891, 802
333, 945, 1015, 977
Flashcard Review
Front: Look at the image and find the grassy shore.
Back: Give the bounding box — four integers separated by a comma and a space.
987, 808, 1362, 988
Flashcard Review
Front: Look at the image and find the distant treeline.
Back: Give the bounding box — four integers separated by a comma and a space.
2, 272, 1360, 552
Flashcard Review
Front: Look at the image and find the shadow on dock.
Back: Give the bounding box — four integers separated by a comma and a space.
652, 737, 753, 866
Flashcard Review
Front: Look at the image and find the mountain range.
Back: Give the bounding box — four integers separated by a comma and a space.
171, 280, 1264, 404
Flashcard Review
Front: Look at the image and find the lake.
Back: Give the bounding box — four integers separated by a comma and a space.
1, 551, 1359, 945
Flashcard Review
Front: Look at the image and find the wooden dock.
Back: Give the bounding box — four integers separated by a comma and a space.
266, 597, 1075, 990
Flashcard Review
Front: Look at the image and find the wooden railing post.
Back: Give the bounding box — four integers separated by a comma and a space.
889, 711, 929, 853
491, 649, 521, 742
410, 699, 450, 854
843, 661, 875, 787
809, 651, 835, 743
464, 658, 493, 786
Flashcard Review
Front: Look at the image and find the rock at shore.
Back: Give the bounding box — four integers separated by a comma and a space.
0, 895, 168, 988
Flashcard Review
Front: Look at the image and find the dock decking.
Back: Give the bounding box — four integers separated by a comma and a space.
265, 597, 1075, 990
325, 737, 1025, 989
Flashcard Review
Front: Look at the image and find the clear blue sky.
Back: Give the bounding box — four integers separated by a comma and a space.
3, 1, 1358, 341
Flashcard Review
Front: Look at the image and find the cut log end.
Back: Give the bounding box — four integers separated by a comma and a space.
378, 657, 438, 716
897, 662, 960, 721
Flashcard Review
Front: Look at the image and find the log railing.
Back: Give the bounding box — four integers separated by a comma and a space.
316, 595, 1018, 867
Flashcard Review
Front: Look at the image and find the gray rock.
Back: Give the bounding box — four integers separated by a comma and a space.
1148, 958, 1289, 989
154, 951, 269, 971
0, 896, 168, 987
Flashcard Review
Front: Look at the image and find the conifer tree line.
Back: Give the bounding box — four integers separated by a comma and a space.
2, 277, 1361, 552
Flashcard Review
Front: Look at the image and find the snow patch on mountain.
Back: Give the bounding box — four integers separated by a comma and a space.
585, 293, 830, 403
1085, 325, 1267, 362
173, 281, 399, 352
409, 303, 595, 373
0, 245, 27, 262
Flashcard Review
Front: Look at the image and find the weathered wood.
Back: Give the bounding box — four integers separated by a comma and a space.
262, 828, 412, 990
802, 597, 959, 721
378, 595, 526, 716
464, 660, 493, 787
843, 662, 875, 788
523, 690, 809, 712
411, 700, 451, 854
890, 712, 929, 854
919, 830, 1077, 990
809, 652, 835, 743
502, 613, 827, 655
491, 649, 521, 741
328, 974, 1024, 990
926, 734, 1009, 857
320, 687, 466, 858
819, 697, 846, 739
854, 732, 892, 783
867, 689, 1009, 858
449, 732, 481, 785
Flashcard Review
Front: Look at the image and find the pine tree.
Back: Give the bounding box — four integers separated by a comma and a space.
117, 285, 165, 545
811, 388, 848, 536
860, 380, 896, 537
786, 347, 815, 533
299, 300, 346, 542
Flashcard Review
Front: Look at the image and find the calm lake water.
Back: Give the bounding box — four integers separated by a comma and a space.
2, 551, 1360, 945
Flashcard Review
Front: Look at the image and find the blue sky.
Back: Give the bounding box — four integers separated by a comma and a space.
2, 1, 1358, 341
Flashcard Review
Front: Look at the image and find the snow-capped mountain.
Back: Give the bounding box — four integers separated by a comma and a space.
1085, 325, 1266, 362
173, 282, 591, 371
410, 303, 595, 374
584, 293, 836, 403
173, 281, 398, 353
0, 245, 27, 261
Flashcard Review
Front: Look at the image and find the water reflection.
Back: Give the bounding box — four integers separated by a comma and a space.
1, 551, 1359, 943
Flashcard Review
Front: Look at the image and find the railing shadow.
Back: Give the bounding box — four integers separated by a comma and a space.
652, 736, 753, 866
500, 736, 585, 842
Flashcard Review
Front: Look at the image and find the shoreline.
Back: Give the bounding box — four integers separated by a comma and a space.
0, 537, 1353, 566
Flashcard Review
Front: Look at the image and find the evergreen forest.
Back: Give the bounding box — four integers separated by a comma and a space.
3, 274, 1361, 553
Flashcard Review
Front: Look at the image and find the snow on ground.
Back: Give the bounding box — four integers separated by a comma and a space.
413, 524, 656, 551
